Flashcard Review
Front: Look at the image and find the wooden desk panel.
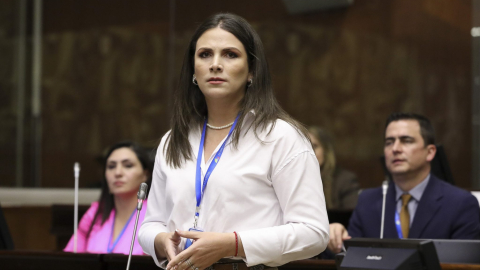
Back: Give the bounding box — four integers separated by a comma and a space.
0, 250, 103, 270
0, 251, 479, 270
102, 255, 338, 270
2, 207, 56, 250
103, 254, 155, 270
441, 264, 480, 270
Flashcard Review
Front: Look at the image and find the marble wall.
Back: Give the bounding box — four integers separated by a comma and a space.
40, 27, 170, 186
0, 0, 474, 188
0, 0, 23, 187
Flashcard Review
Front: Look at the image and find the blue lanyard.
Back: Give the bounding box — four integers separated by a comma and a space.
394, 211, 404, 239
107, 209, 136, 253
193, 115, 239, 228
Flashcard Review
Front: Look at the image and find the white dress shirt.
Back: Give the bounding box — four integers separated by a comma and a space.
138, 112, 329, 268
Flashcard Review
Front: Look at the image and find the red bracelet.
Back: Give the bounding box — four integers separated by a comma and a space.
233, 231, 238, 257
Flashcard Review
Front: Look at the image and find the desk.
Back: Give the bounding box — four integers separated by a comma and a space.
100, 255, 336, 270
0, 251, 478, 270
0, 251, 103, 270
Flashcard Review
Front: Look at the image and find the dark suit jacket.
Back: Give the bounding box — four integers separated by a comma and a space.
348, 174, 480, 239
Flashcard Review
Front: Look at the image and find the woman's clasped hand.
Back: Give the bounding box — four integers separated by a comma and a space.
160, 230, 238, 270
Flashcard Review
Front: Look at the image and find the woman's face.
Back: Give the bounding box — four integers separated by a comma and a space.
309, 132, 325, 167
194, 27, 251, 104
105, 147, 147, 198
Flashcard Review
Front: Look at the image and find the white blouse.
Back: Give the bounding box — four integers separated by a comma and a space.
138, 112, 329, 268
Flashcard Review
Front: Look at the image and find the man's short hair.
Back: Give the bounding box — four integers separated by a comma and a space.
385, 112, 435, 146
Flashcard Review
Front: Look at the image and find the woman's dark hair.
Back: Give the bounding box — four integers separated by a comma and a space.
86, 141, 153, 241
165, 13, 310, 167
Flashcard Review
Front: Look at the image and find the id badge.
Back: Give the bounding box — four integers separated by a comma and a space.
184, 227, 204, 249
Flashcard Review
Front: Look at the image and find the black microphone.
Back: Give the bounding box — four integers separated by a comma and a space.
126, 182, 148, 270
380, 180, 388, 239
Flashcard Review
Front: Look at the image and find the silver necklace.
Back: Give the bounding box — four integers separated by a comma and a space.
207, 122, 234, 130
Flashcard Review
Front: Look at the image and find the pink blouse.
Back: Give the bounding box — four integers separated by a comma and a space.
64, 200, 147, 255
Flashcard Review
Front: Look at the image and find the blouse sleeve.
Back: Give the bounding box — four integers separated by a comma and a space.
64, 202, 99, 253
238, 124, 330, 266
138, 135, 170, 267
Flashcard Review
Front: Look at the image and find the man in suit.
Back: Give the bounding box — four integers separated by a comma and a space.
328, 112, 480, 253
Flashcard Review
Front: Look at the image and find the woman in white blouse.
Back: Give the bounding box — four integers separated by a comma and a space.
138, 13, 329, 270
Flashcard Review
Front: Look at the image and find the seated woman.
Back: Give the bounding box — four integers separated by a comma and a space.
64, 141, 153, 255
308, 126, 360, 210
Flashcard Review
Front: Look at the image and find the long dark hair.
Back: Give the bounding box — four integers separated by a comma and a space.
165, 13, 310, 168
86, 141, 153, 241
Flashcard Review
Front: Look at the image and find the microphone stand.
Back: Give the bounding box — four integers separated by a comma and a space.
126, 183, 148, 270
73, 162, 80, 253
380, 180, 388, 239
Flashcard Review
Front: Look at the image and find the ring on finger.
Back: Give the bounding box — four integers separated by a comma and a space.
185, 259, 193, 267
185, 259, 198, 270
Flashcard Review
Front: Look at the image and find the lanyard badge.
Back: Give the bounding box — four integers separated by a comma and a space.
395, 211, 404, 239
184, 115, 240, 250
107, 209, 136, 253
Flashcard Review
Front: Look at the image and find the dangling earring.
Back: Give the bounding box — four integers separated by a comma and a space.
247, 78, 253, 88
192, 74, 198, 85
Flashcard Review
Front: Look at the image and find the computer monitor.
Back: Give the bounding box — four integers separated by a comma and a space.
340, 238, 441, 270
432, 239, 480, 264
